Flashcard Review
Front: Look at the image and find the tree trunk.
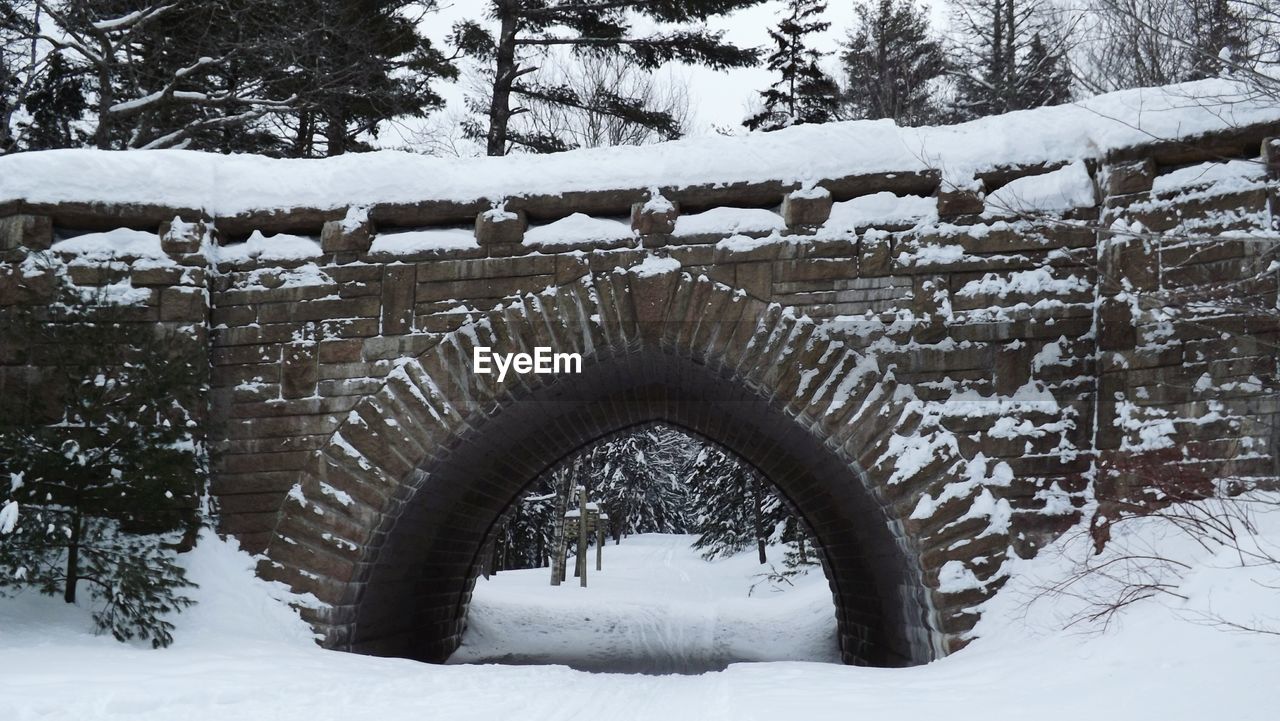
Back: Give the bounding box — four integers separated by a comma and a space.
64, 508, 81, 603
486, 3, 521, 156
93, 43, 112, 150
752, 475, 767, 565
549, 469, 571, 585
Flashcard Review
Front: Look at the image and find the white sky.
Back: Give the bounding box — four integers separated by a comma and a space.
397, 0, 951, 153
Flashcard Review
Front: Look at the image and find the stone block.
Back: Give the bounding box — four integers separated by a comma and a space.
937, 179, 985, 217
282, 339, 319, 399
160, 287, 207, 322
782, 187, 833, 228
380, 265, 414, 335
159, 217, 209, 256
1104, 158, 1156, 196
1097, 296, 1136, 351
474, 207, 527, 247
1262, 137, 1279, 180
321, 207, 374, 254
0, 214, 53, 251
630, 194, 679, 235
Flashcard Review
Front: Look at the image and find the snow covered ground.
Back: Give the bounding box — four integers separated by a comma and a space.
2, 502, 1279, 721
449, 534, 840, 673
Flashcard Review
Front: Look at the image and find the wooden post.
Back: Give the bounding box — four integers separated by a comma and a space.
596, 524, 603, 571
578, 486, 589, 588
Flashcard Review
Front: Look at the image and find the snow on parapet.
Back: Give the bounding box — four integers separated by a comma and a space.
217, 230, 321, 263
628, 256, 681, 277
984, 161, 1096, 217
525, 213, 634, 246
1, 78, 1275, 215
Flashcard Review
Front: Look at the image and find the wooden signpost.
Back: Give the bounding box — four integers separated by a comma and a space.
551, 485, 609, 587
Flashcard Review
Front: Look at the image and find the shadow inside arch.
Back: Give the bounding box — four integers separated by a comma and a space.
347, 345, 942, 668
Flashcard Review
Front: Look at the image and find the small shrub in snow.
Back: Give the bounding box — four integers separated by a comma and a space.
0, 280, 206, 648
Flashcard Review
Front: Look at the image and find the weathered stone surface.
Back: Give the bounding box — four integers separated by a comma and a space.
5, 123, 1275, 674
782, 187, 833, 227
159, 217, 210, 256
0, 214, 52, 251
321, 208, 374, 253
1104, 158, 1157, 196
474, 207, 527, 246
630, 196, 679, 235
937, 179, 986, 217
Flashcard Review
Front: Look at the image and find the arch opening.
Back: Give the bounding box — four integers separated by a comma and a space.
347, 347, 940, 667
451, 420, 839, 674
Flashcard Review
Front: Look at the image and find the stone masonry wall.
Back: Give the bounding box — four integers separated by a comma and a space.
1, 122, 1277, 661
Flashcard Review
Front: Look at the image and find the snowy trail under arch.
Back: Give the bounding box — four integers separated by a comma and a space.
3, 510, 1280, 721
447, 533, 841, 673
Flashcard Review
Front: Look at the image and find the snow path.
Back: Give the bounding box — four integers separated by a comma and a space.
2, 510, 1279, 720
448, 534, 840, 673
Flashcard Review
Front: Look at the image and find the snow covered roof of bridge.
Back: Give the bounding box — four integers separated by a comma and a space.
0, 78, 1277, 218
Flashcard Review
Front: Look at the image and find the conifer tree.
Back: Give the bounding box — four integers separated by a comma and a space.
744, 0, 839, 131
0, 281, 207, 647
839, 0, 945, 125
451, 0, 763, 155
947, 0, 1073, 120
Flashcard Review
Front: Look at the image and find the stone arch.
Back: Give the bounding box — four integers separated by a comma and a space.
258, 262, 946, 667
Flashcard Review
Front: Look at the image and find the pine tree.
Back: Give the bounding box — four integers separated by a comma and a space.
593, 427, 694, 538
839, 0, 946, 126
744, 0, 839, 131
1185, 0, 1250, 79
947, 0, 1073, 120
0, 281, 207, 648
4, 0, 456, 154
451, 0, 763, 155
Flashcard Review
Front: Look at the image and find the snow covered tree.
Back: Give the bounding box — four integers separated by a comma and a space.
946, 0, 1073, 120
687, 445, 766, 562
1, 0, 456, 154
451, 0, 762, 155
744, 0, 839, 131
0, 281, 207, 648
594, 426, 695, 538
838, 0, 946, 125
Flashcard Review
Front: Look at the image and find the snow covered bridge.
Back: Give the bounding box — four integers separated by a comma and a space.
2, 80, 1278, 668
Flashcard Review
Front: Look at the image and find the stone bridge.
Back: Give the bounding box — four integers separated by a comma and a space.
2, 104, 1278, 668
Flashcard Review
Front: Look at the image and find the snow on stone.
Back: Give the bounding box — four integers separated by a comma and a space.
1151, 158, 1266, 194
524, 212, 633, 246
898, 243, 965, 267
824, 192, 935, 230
216, 230, 321, 263
790, 185, 830, 200
937, 560, 984, 593
628, 255, 681, 277
674, 207, 785, 236
715, 232, 789, 253
984, 161, 1096, 216
955, 268, 1091, 299
5, 78, 1274, 215
50, 228, 166, 259
642, 190, 675, 213
369, 227, 478, 254
240, 264, 332, 290
339, 205, 369, 232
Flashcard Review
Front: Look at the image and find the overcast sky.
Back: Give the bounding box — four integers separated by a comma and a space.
396, 1, 951, 152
